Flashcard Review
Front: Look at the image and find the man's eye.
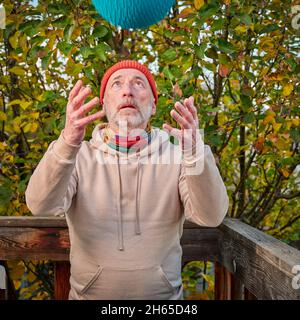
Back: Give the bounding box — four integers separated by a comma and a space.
135, 81, 144, 88
112, 81, 121, 87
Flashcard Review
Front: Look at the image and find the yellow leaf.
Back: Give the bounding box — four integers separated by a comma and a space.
12, 118, 21, 133
30, 122, 39, 133
9, 31, 20, 49
281, 168, 290, 178
262, 114, 275, 125
223, 96, 231, 105
230, 79, 240, 89
0, 111, 7, 121
179, 7, 194, 19
8, 66, 25, 76
8, 99, 32, 110
23, 123, 32, 133
0, 142, 7, 150
292, 119, 300, 126
14, 280, 22, 290
31, 112, 40, 120
194, 0, 204, 10
235, 25, 248, 33
283, 83, 293, 96
9, 264, 24, 280
27, 271, 36, 282
273, 122, 282, 132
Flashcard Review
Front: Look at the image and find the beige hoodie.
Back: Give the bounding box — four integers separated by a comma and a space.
25, 124, 229, 300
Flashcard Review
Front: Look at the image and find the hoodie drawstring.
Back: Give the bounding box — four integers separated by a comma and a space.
115, 153, 141, 251
115, 153, 124, 251
135, 155, 141, 235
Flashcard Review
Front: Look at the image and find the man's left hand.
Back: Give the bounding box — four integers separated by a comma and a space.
163, 96, 200, 153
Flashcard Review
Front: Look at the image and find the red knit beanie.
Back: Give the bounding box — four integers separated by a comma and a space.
100, 60, 158, 105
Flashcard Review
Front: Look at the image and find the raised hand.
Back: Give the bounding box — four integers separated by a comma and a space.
63, 80, 105, 145
163, 96, 200, 154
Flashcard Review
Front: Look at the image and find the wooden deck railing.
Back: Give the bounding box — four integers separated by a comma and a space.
0, 217, 299, 300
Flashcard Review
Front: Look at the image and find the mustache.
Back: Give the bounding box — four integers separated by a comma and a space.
118, 100, 139, 111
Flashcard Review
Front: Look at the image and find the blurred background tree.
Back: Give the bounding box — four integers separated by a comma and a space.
0, 0, 299, 299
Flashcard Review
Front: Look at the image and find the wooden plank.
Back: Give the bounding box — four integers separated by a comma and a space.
0, 227, 70, 261
181, 227, 221, 265
231, 274, 244, 300
219, 219, 300, 300
54, 261, 70, 300
0, 217, 199, 229
0, 216, 67, 228
215, 262, 232, 300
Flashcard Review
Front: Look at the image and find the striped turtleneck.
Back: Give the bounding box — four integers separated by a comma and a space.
103, 123, 152, 153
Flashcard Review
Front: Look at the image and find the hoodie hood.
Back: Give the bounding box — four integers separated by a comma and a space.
89, 123, 171, 251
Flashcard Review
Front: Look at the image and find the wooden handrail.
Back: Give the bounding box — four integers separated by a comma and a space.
0, 217, 299, 300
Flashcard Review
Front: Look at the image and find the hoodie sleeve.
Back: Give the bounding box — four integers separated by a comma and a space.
179, 142, 229, 227
25, 131, 81, 217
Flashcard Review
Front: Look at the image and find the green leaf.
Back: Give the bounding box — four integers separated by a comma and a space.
41, 52, 52, 70
244, 112, 255, 123
217, 39, 236, 54
237, 13, 252, 26
161, 48, 177, 61
52, 16, 71, 28
163, 66, 175, 81
240, 94, 252, 110
194, 43, 206, 59
290, 127, 300, 143
211, 18, 225, 31
196, 3, 219, 26
93, 25, 108, 38
57, 41, 74, 55
0, 180, 13, 205
94, 43, 111, 62
80, 46, 94, 59
258, 24, 280, 34
205, 47, 218, 59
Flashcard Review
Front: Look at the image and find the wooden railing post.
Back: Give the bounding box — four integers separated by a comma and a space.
54, 261, 71, 300
215, 261, 232, 300
215, 262, 244, 300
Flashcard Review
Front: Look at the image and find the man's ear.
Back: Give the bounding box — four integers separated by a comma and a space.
151, 98, 156, 115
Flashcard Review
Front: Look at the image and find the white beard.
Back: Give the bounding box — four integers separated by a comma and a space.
104, 103, 153, 132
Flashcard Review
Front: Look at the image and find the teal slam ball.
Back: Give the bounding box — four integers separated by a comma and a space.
91, 0, 176, 29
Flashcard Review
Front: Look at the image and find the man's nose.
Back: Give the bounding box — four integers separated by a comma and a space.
122, 82, 134, 98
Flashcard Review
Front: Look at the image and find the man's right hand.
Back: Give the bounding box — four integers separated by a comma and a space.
63, 80, 105, 145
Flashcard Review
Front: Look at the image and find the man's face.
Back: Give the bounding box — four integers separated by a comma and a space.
103, 68, 156, 133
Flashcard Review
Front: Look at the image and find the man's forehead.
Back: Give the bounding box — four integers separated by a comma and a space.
108, 68, 148, 82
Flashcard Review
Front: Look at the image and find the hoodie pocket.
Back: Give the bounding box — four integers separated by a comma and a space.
75, 263, 176, 299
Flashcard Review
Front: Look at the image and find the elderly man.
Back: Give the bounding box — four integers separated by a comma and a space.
25, 60, 229, 300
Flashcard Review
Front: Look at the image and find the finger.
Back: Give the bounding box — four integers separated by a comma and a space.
69, 80, 83, 102
74, 110, 106, 128
175, 101, 194, 125
184, 96, 198, 121
79, 86, 85, 94
72, 97, 100, 119
163, 123, 182, 141
170, 109, 191, 129
72, 86, 92, 110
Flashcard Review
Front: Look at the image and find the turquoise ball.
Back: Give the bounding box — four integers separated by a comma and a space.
91, 0, 175, 29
